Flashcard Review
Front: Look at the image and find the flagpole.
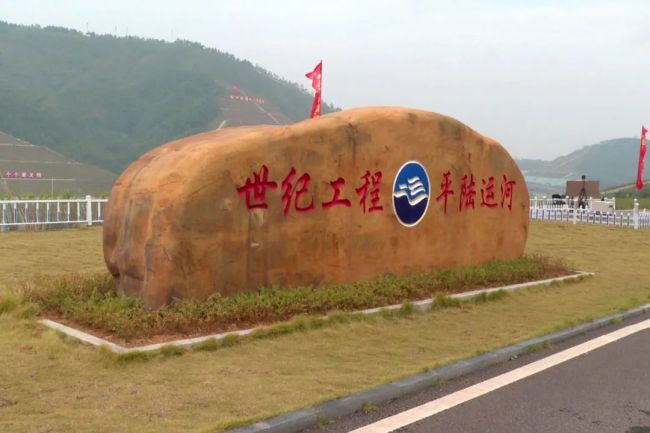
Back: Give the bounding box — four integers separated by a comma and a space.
305, 61, 323, 118
635, 125, 648, 211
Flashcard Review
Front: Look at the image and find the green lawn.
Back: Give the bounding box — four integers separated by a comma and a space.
614, 197, 650, 210
0, 222, 649, 433
0, 227, 105, 288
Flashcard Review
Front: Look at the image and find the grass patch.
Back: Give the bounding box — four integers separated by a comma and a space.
159, 344, 186, 358
359, 402, 378, 414
220, 334, 241, 348
193, 338, 221, 352
433, 295, 462, 309
472, 289, 509, 304
18, 255, 568, 342
99, 345, 192, 364
116, 291, 513, 357
612, 197, 650, 210
0, 227, 105, 288
0, 291, 20, 315
110, 349, 156, 364
316, 417, 333, 429
526, 341, 551, 354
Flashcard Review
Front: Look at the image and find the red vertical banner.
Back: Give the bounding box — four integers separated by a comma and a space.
637, 125, 648, 190
305, 61, 322, 118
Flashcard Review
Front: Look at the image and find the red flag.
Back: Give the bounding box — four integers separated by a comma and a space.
636, 125, 648, 190
305, 61, 322, 118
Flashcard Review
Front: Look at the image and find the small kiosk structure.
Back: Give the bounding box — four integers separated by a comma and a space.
564, 176, 614, 212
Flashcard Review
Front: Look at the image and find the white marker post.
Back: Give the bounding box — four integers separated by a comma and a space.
86, 195, 93, 226
573, 197, 577, 225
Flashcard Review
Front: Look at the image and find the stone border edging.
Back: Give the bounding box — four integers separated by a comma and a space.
226, 301, 650, 433
39, 271, 592, 353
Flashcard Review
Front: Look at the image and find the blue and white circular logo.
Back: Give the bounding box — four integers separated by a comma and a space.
392, 161, 430, 227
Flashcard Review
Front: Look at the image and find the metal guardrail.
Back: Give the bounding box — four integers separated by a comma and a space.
0, 196, 107, 230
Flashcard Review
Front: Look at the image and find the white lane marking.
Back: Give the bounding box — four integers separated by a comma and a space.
349, 318, 650, 433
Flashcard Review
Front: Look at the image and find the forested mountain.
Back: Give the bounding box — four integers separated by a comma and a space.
517, 138, 641, 193
0, 21, 336, 173
516, 159, 544, 172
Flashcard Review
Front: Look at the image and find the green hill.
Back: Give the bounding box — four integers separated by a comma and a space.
516, 158, 545, 172
0, 21, 336, 174
518, 138, 641, 193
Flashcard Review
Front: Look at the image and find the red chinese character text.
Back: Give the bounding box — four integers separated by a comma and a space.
459, 173, 476, 212
435, 171, 454, 214
355, 170, 383, 213
501, 175, 516, 210
480, 176, 498, 208
322, 177, 351, 210
281, 167, 314, 216
236, 165, 278, 210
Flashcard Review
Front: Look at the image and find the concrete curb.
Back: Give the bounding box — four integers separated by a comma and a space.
225, 302, 650, 433
39, 271, 591, 353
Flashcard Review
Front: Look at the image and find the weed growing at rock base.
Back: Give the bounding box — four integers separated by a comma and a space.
18, 255, 568, 342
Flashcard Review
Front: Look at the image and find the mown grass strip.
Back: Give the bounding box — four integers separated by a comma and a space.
12, 255, 568, 341
1, 222, 648, 433
78, 289, 516, 363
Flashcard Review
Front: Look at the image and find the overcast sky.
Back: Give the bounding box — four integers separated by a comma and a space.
2, 0, 649, 159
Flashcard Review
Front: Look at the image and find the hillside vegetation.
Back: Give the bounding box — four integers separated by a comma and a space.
0, 22, 335, 173
518, 138, 640, 191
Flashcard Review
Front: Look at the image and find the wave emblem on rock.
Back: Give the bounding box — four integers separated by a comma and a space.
392, 161, 431, 227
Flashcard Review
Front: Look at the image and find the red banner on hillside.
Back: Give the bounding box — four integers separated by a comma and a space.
636, 125, 648, 190
305, 61, 322, 118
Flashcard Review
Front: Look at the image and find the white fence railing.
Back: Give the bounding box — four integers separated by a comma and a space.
530, 196, 616, 211
0, 196, 108, 231
529, 204, 650, 229
1, 195, 647, 231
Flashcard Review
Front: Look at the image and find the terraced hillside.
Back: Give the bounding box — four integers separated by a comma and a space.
217, 91, 293, 127
0, 131, 116, 196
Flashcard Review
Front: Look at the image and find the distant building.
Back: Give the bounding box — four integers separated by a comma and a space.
565, 179, 599, 198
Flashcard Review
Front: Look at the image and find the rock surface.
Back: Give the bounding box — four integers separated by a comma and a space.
103, 107, 529, 308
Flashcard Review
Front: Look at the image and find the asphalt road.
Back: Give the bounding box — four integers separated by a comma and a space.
312, 314, 650, 433
400, 328, 650, 433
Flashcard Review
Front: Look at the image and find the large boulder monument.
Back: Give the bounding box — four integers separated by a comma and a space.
103, 107, 529, 308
